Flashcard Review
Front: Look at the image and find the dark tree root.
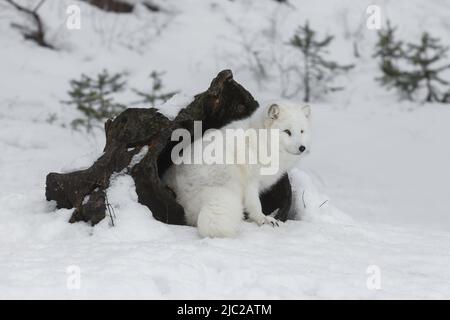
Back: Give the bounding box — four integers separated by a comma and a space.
45, 70, 293, 226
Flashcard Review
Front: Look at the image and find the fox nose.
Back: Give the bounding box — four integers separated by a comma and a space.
299, 145, 306, 153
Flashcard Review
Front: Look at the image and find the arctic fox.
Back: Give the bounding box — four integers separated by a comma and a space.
163, 101, 311, 238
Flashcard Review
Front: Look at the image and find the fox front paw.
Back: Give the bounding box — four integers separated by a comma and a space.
263, 216, 280, 227
254, 215, 280, 227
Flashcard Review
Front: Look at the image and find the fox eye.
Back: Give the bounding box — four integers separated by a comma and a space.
284, 129, 291, 136
301, 130, 304, 134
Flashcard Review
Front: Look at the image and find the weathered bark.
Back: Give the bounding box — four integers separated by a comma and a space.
46, 70, 293, 226
84, 0, 134, 13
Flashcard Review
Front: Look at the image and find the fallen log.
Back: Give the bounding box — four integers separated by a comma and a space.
45, 70, 293, 226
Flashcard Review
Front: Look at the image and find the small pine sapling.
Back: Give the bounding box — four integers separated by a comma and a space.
64, 70, 127, 132
406, 33, 450, 102
374, 21, 450, 102
132, 71, 178, 106
373, 21, 417, 99
289, 21, 354, 102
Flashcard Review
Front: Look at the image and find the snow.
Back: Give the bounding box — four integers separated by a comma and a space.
156, 93, 195, 120
128, 145, 149, 168
289, 169, 354, 225
1, 0, 450, 299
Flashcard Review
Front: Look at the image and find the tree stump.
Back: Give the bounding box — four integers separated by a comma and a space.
45, 70, 293, 226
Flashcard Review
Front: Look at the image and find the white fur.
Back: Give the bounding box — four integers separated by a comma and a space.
162, 101, 311, 238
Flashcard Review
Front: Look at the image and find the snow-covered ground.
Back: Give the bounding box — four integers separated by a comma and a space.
1, 0, 450, 299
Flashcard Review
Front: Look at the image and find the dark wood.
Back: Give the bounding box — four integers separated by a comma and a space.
260, 174, 292, 221
84, 0, 134, 13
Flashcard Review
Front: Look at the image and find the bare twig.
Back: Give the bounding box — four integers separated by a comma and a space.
301, 190, 306, 208
319, 199, 329, 208
104, 193, 116, 227
33, 0, 45, 12
4, 0, 54, 49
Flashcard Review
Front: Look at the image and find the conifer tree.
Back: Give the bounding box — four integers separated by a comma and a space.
373, 21, 403, 61
407, 33, 450, 102
374, 21, 450, 102
64, 70, 127, 132
289, 21, 353, 102
373, 22, 416, 99
132, 71, 178, 106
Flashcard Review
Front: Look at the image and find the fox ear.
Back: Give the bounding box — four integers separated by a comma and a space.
302, 105, 311, 118
268, 104, 280, 120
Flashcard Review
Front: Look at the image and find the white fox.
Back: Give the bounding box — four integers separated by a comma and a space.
163, 101, 311, 238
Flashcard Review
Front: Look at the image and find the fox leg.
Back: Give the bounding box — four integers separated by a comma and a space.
244, 183, 279, 227
197, 188, 243, 238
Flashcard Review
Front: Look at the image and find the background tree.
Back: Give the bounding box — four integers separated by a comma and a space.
374, 21, 450, 102
64, 70, 127, 132
373, 21, 416, 99
373, 21, 403, 61
289, 21, 353, 102
407, 33, 450, 102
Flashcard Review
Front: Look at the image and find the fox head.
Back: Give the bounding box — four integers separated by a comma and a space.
264, 102, 311, 157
